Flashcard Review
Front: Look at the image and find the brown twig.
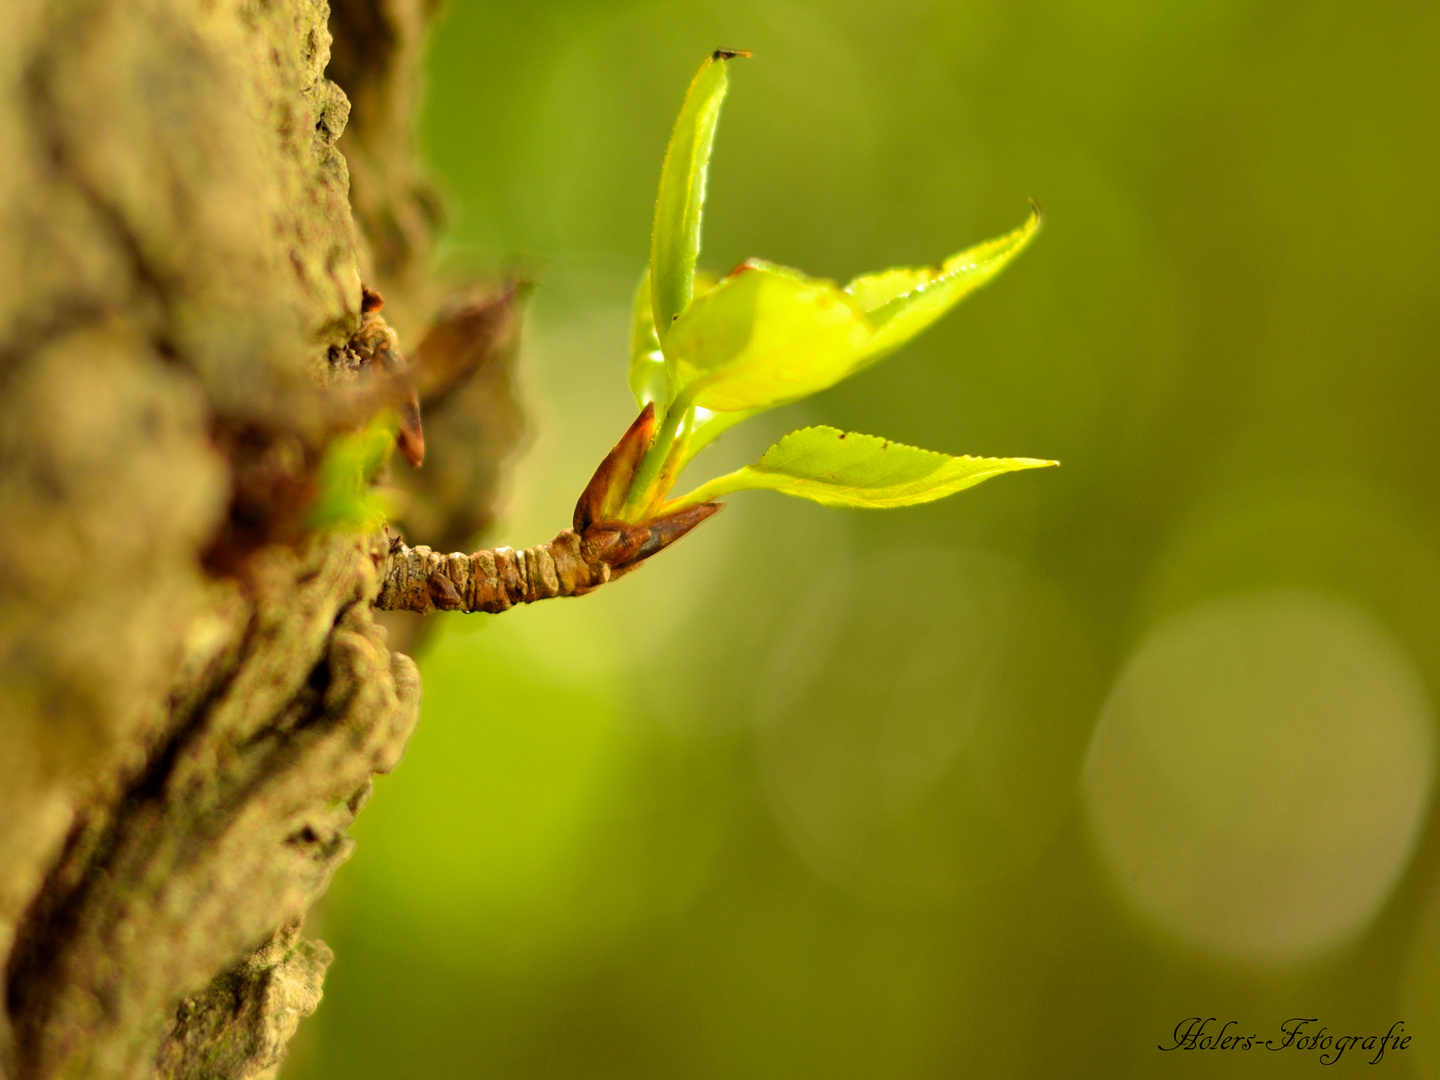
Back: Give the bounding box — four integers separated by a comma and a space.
375, 503, 720, 615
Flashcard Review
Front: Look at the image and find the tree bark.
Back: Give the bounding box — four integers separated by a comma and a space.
0, 0, 521, 1076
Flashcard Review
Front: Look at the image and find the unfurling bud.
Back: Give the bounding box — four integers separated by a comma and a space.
573, 403, 656, 531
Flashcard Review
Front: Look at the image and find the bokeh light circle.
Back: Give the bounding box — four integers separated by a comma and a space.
1083, 589, 1435, 964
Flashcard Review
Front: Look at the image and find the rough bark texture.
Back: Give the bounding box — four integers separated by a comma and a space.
0, 0, 521, 1076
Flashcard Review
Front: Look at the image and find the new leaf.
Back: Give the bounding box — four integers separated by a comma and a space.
672, 425, 1056, 509
665, 263, 873, 412
844, 203, 1041, 368
628, 269, 666, 411
650, 51, 746, 344
308, 412, 400, 531
661, 212, 1041, 416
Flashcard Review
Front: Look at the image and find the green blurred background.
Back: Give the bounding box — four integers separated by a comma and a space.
292, 0, 1440, 1075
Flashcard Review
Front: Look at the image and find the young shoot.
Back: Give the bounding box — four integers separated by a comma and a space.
366, 50, 1057, 617
585, 49, 1054, 536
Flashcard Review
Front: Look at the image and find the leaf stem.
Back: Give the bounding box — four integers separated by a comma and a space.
653, 411, 697, 505
663, 467, 749, 512
621, 388, 695, 520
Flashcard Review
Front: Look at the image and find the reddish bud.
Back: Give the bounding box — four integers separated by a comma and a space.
623, 502, 721, 566
580, 501, 721, 579
573, 403, 656, 531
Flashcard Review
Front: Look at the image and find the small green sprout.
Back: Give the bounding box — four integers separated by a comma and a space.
356, 50, 1059, 616
592, 50, 1054, 530
308, 411, 401, 532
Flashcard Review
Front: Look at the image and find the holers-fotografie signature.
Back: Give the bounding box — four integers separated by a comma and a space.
1160, 1017, 1411, 1064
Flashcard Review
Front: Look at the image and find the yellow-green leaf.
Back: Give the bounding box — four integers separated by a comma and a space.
628, 268, 666, 411
650, 51, 746, 342
662, 209, 1039, 416
843, 203, 1041, 366
665, 263, 873, 412
631, 268, 722, 416
672, 425, 1056, 508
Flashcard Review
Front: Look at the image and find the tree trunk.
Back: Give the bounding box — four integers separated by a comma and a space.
0, 0, 522, 1075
